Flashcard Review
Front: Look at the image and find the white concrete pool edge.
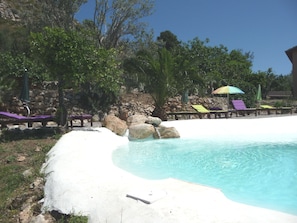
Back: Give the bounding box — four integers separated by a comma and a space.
42, 116, 297, 223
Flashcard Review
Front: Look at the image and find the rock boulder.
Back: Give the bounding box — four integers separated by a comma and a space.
126, 114, 148, 126
128, 123, 155, 140
154, 126, 180, 139
102, 114, 128, 136
145, 116, 162, 126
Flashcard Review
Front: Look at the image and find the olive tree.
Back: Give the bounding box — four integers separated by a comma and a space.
30, 27, 122, 126
92, 0, 154, 49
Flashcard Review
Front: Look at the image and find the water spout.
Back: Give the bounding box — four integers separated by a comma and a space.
154, 126, 162, 139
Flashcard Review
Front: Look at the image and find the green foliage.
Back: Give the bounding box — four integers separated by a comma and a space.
157, 30, 181, 51
30, 27, 87, 86
30, 27, 123, 116
30, 27, 94, 126
57, 215, 88, 223
0, 165, 24, 208
0, 52, 50, 103
131, 48, 177, 108
0, 21, 29, 53
31, 27, 88, 126
273, 100, 291, 108
1, 0, 293, 114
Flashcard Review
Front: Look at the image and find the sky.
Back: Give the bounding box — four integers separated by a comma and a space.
75, 0, 297, 75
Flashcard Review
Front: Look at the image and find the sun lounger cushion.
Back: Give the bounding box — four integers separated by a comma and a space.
231, 100, 257, 116
191, 105, 210, 113
0, 111, 55, 128
68, 114, 93, 127
260, 105, 275, 109
0, 111, 53, 121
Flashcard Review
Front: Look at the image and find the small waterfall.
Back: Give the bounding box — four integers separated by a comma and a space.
154, 126, 162, 139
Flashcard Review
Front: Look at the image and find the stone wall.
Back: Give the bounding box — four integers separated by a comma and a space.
109, 89, 228, 119
0, 82, 86, 117
0, 84, 228, 120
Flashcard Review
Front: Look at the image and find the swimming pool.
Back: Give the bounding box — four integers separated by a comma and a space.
112, 117, 297, 215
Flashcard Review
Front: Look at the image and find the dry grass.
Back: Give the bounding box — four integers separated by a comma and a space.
0, 127, 61, 222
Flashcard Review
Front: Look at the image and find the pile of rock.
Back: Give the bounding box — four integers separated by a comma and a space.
0, 82, 88, 117
109, 92, 228, 120
0, 82, 228, 124
102, 114, 180, 140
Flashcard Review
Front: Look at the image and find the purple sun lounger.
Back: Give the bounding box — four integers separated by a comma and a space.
231, 100, 257, 117
0, 111, 55, 128
68, 114, 93, 127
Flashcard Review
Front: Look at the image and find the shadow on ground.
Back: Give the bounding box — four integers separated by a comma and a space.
0, 127, 63, 142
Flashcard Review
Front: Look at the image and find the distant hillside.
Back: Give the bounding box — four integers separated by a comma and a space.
0, 0, 21, 21
0, 0, 82, 31
0, 0, 46, 25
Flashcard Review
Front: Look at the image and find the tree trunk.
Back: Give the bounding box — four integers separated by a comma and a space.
152, 105, 167, 121
57, 79, 68, 127
181, 89, 189, 105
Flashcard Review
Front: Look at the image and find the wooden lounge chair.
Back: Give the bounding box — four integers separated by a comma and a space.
231, 100, 257, 117
258, 105, 293, 115
258, 105, 278, 115
0, 111, 55, 129
68, 114, 93, 127
166, 111, 200, 120
191, 105, 230, 119
278, 106, 293, 114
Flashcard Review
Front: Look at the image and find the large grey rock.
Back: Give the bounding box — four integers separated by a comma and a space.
154, 126, 180, 139
128, 123, 155, 140
126, 114, 148, 126
102, 114, 128, 136
145, 116, 162, 127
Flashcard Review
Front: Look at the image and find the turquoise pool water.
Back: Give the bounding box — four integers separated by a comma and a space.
112, 138, 297, 215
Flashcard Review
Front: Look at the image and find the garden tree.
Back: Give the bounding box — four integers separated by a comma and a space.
272, 74, 292, 91
30, 27, 122, 126
92, 0, 154, 49
0, 52, 20, 102
200, 45, 253, 92
173, 42, 205, 103
204, 47, 254, 104
0, 52, 49, 103
244, 72, 267, 102
182, 38, 215, 95
262, 67, 292, 92
79, 47, 123, 113
176, 38, 257, 106
205, 45, 230, 88
0, 21, 29, 54
223, 49, 253, 81
231, 69, 292, 106
156, 30, 198, 104
250, 68, 277, 98
157, 30, 181, 51
124, 47, 176, 120
120, 28, 157, 91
